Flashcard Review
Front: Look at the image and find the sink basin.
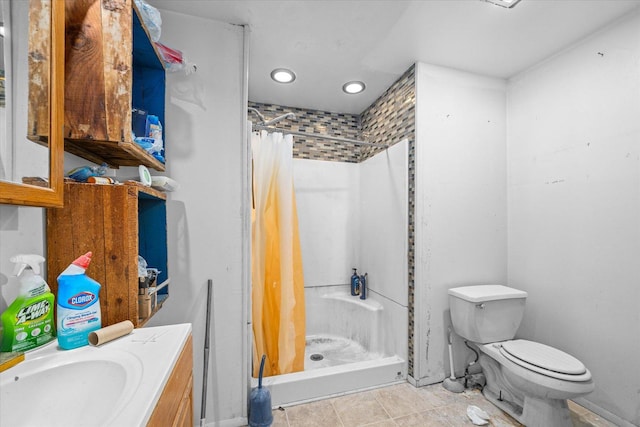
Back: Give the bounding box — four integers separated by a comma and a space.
0, 324, 191, 426
0, 347, 142, 427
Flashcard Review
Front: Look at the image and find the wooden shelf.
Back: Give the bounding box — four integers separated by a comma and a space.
123, 180, 167, 200
63, 138, 165, 171
63, 0, 166, 171
47, 182, 169, 327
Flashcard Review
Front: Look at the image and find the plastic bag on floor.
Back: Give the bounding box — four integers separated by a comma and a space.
467, 405, 490, 425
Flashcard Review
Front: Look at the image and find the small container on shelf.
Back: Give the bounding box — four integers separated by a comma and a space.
138, 292, 152, 319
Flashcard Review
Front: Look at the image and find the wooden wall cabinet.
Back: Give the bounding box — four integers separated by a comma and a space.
148, 335, 194, 427
46, 181, 169, 327
63, 0, 166, 171
1, 0, 65, 208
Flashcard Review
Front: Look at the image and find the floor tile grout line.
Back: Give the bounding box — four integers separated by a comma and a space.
371, 388, 409, 426
270, 382, 612, 427
383, 383, 442, 422
284, 408, 291, 427
330, 399, 346, 427
369, 396, 397, 424
373, 390, 394, 421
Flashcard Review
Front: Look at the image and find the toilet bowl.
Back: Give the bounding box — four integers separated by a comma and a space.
448, 285, 594, 427
477, 340, 594, 426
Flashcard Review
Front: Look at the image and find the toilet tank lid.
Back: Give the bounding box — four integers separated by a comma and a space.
448, 285, 527, 303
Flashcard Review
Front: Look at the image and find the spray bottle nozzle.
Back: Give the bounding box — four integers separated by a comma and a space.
10, 254, 46, 276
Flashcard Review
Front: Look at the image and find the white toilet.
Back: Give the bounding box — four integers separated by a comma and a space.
448, 285, 594, 427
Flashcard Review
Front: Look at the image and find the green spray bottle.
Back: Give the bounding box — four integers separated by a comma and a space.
0, 255, 56, 352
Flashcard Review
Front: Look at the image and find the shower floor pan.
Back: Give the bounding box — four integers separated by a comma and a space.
254, 334, 405, 407
304, 335, 382, 370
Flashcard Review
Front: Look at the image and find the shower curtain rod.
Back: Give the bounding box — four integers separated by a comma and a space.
252, 124, 386, 148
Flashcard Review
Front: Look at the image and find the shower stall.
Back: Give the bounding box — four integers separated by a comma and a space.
250, 107, 409, 405
262, 286, 407, 406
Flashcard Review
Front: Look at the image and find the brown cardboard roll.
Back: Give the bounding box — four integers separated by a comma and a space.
88, 320, 134, 346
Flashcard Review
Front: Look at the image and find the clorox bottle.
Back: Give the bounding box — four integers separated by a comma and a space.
56, 252, 102, 350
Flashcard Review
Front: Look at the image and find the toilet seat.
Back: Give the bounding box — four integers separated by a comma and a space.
498, 340, 592, 382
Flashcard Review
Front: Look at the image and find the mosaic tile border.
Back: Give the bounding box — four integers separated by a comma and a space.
248, 101, 361, 163
361, 66, 416, 377
249, 64, 417, 377
360, 66, 415, 162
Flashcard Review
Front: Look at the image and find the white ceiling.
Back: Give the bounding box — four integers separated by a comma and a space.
149, 0, 640, 114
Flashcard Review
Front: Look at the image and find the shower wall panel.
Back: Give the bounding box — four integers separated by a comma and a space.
359, 139, 408, 307
293, 159, 359, 286
292, 143, 408, 370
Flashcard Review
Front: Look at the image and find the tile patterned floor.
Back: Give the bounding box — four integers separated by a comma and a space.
261, 382, 617, 427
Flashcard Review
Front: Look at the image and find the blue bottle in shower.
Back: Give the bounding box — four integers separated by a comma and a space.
350, 268, 360, 296
359, 273, 368, 300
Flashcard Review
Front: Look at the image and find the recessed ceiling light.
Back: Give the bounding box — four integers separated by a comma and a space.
342, 81, 366, 94
482, 0, 522, 8
271, 68, 296, 84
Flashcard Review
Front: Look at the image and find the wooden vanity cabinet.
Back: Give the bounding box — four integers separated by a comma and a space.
46, 181, 169, 327
148, 334, 194, 427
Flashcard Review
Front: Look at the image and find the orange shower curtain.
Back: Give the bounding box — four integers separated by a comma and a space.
251, 130, 306, 377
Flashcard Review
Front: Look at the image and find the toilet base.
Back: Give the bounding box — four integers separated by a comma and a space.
484, 387, 573, 427
482, 387, 523, 421
477, 344, 590, 427
521, 395, 573, 427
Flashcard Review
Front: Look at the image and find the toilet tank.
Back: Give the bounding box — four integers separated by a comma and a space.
448, 285, 528, 344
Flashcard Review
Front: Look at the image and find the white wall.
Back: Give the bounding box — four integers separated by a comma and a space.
360, 140, 408, 306
360, 141, 409, 363
412, 11, 640, 424
0, 107, 9, 181
293, 159, 359, 286
507, 10, 640, 426
294, 141, 409, 300
413, 62, 507, 384
140, 10, 246, 427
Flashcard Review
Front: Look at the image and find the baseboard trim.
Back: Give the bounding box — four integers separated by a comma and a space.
407, 375, 444, 388
573, 397, 636, 427
204, 416, 248, 427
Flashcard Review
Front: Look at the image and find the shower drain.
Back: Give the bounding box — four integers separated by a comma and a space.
309, 353, 324, 361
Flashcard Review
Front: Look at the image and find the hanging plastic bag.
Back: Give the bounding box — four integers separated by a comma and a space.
138, 256, 148, 278
134, 0, 162, 42
133, 115, 164, 164
156, 43, 182, 65
146, 115, 163, 153
156, 42, 197, 74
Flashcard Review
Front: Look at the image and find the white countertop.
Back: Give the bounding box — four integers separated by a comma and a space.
16, 323, 192, 427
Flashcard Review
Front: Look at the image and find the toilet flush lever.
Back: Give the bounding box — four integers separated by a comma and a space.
475, 303, 485, 309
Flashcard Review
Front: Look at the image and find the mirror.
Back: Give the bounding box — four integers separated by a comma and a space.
0, 0, 63, 208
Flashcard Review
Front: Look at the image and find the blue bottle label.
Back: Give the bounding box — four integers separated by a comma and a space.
66, 291, 97, 308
